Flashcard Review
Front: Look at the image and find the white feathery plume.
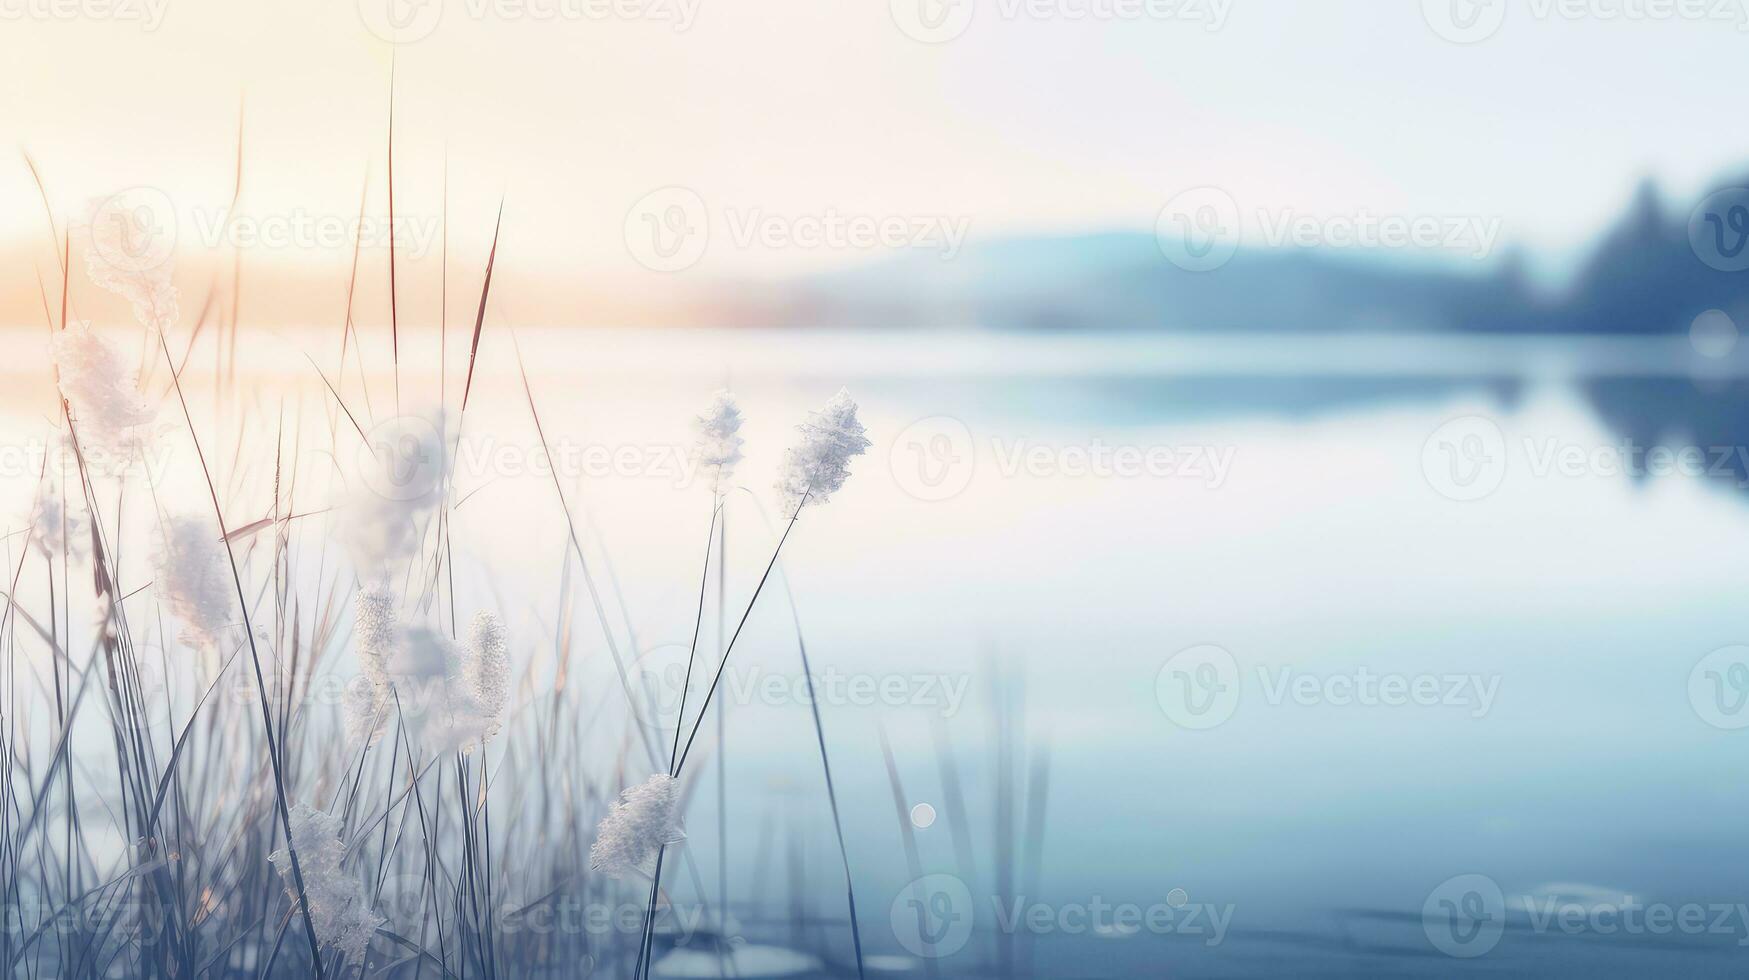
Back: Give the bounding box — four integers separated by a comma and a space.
465, 612, 510, 738
342, 678, 389, 749
386, 625, 490, 756
50, 322, 155, 451
589, 772, 687, 880
693, 390, 745, 494
73, 197, 180, 333
344, 586, 399, 747
354, 586, 399, 680
776, 388, 871, 512
28, 481, 87, 560
345, 588, 507, 754
269, 803, 385, 966
151, 514, 235, 650
336, 413, 449, 578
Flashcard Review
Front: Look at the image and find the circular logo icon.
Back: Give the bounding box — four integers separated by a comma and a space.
1421, 0, 1506, 43
889, 0, 974, 43
1155, 644, 1240, 730
128, 655, 175, 734
358, 0, 444, 43
1155, 187, 1241, 272
357, 415, 447, 504
625, 187, 709, 272
1690, 646, 1749, 730
629, 642, 695, 739
1422, 873, 1505, 958
379, 873, 433, 926
891, 874, 973, 959
1689, 188, 1749, 273
1422, 415, 1507, 502
910, 802, 937, 829
889, 416, 976, 502
85, 187, 177, 278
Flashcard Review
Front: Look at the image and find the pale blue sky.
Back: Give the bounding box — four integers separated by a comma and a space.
2, 0, 1745, 283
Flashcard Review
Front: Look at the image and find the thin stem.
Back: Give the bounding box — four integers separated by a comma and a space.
152, 328, 326, 977
673, 494, 806, 778
669, 502, 721, 768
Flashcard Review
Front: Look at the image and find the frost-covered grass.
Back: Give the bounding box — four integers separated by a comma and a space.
0, 168, 904, 979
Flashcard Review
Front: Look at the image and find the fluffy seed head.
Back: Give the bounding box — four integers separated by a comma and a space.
776, 388, 870, 511
29, 482, 87, 560
465, 612, 510, 737
51, 322, 155, 452
151, 514, 235, 651
345, 589, 507, 755
336, 413, 449, 578
589, 772, 686, 880
694, 390, 745, 494
74, 194, 181, 333
269, 803, 385, 965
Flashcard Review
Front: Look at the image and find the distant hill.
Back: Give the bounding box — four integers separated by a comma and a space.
713, 175, 1749, 336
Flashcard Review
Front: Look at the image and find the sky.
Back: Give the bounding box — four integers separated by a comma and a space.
2, 0, 1748, 293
